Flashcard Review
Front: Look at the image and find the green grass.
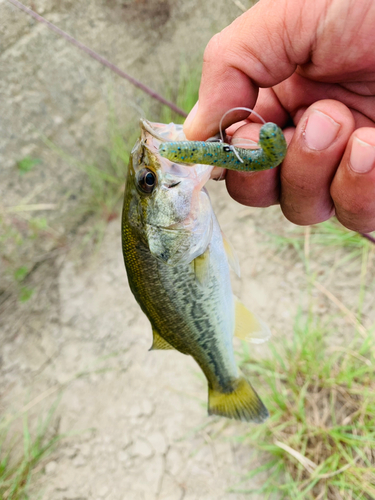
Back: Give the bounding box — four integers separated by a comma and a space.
233, 312, 375, 499
232, 216, 375, 499
16, 157, 41, 175
158, 61, 201, 124
264, 219, 374, 269
0, 215, 47, 303
0, 404, 61, 500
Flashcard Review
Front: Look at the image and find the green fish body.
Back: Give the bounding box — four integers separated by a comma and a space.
122, 119, 269, 422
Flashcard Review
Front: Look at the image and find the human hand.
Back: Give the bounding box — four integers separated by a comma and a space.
183, 0, 375, 233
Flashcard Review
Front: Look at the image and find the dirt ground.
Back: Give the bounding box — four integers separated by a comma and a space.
1, 1, 375, 499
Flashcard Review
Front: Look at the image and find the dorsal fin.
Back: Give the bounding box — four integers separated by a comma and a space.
149, 328, 175, 350
234, 297, 271, 344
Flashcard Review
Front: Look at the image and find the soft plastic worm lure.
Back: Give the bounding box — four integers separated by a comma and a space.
159, 122, 287, 172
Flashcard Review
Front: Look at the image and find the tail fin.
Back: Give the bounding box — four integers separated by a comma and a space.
208, 377, 269, 423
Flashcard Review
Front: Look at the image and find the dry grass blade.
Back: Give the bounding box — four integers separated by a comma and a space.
20, 385, 61, 415
231, 0, 248, 12
304, 225, 311, 262
314, 456, 360, 480
328, 345, 372, 367
312, 279, 368, 338
5, 203, 57, 213
274, 440, 317, 473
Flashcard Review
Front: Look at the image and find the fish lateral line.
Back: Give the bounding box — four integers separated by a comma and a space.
159, 122, 287, 172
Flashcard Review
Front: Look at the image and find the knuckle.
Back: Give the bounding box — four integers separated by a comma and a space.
281, 203, 332, 226
333, 195, 375, 232
332, 184, 375, 216
203, 33, 224, 65
203, 30, 245, 70
281, 169, 320, 198
335, 212, 375, 233
331, 165, 375, 231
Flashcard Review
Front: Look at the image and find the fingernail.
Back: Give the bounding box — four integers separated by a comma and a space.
304, 110, 340, 151
231, 137, 258, 147
349, 136, 375, 173
184, 101, 199, 131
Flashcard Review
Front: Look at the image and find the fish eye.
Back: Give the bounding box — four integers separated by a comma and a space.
138, 169, 156, 194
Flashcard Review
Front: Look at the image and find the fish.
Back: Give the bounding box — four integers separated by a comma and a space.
121, 119, 272, 423
159, 122, 287, 171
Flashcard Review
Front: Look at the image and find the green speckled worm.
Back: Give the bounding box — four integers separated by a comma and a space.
159, 122, 287, 172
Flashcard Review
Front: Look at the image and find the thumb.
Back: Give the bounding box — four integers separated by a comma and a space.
184, 0, 320, 140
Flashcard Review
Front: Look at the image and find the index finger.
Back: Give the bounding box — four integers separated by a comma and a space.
183, 0, 317, 140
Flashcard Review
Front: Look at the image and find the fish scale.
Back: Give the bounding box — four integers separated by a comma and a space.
124, 187, 236, 388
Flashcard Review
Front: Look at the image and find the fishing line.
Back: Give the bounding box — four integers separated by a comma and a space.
218, 107, 267, 164
6, 0, 188, 118
218, 106, 266, 143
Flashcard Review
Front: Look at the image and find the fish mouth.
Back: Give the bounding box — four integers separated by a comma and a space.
140, 118, 167, 142
139, 118, 214, 188
140, 118, 184, 143
168, 181, 181, 188
162, 222, 185, 230
151, 221, 188, 231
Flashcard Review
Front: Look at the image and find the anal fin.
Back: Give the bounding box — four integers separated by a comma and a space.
150, 328, 175, 351
234, 297, 271, 344
221, 231, 240, 277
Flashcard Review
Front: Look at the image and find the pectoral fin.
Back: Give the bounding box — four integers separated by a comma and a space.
149, 329, 175, 350
193, 248, 211, 286
234, 297, 271, 344
221, 231, 240, 277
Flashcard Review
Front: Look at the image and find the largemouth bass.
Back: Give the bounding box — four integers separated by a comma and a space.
121, 119, 270, 423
